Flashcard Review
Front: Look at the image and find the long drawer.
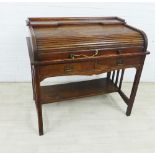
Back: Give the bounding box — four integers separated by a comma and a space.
38, 48, 142, 61
39, 54, 144, 81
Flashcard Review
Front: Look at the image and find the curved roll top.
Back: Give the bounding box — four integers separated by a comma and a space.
27, 17, 147, 55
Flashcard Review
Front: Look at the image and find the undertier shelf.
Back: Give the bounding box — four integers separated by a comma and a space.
40, 78, 118, 104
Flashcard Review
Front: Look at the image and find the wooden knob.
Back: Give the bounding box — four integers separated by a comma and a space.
64, 65, 74, 72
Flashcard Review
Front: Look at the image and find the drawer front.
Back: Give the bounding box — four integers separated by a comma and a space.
39, 55, 144, 81
95, 55, 143, 71
39, 61, 94, 80
38, 47, 143, 61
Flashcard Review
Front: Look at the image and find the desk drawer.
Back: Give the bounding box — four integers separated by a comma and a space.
95, 55, 143, 71
38, 48, 142, 61
39, 55, 144, 80
39, 61, 94, 80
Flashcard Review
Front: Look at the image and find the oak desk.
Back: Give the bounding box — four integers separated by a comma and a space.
26, 17, 149, 135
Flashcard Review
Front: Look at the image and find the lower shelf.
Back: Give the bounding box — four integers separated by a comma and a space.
40, 78, 118, 104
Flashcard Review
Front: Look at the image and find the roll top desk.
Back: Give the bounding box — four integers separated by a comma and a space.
26, 17, 149, 135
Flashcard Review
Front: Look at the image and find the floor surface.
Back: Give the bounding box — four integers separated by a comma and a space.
0, 82, 154, 153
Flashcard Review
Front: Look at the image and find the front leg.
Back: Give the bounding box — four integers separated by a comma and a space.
34, 66, 44, 135
36, 101, 44, 135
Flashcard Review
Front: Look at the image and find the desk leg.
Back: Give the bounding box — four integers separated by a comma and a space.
126, 66, 143, 116
34, 66, 44, 136
31, 65, 35, 100
36, 102, 43, 136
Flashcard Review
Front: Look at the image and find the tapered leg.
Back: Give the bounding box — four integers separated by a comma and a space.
36, 102, 43, 135
34, 66, 44, 135
126, 66, 143, 116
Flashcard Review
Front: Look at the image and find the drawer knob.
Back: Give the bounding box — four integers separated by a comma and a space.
64, 65, 74, 72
